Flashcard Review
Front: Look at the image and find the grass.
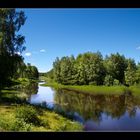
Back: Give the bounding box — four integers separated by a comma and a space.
129, 85, 140, 96
41, 81, 129, 95
0, 104, 82, 131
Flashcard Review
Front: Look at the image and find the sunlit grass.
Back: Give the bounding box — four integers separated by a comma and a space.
42, 81, 128, 95
0, 104, 82, 131
129, 85, 140, 96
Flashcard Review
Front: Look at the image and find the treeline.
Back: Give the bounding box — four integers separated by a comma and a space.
0, 9, 38, 88
14, 62, 39, 80
48, 52, 140, 86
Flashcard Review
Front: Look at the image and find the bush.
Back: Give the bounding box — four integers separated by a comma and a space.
104, 75, 114, 86
0, 115, 31, 131
0, 118, 10, 131
113, 79, 120, 86
15, 105, 41, 125
10, 118, 31, 131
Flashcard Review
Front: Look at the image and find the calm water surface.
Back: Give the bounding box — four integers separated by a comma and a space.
27, 82, 140, 131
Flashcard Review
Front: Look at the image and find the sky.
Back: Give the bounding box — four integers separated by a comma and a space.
18, 8, 140, 72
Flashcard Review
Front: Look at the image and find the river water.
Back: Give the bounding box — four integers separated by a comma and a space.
26, 82, 140, 131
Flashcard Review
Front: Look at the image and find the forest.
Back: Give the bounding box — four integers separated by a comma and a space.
46, 52, 140, 86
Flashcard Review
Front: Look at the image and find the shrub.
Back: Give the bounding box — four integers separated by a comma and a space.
15, 105, 41, 125
113, 79, 120, 86
10, 118, 31, 131
0, 118, 10, 131
0, 115, 31, 131
104, 75, 114, 86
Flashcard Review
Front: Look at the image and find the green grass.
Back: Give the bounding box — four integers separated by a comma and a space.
0, 104, 82, 131
41, 81, 129, 95
41, 79, 140, 96
129, 85, 140, 96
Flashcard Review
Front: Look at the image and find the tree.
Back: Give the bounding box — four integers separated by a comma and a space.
76, 52, 105, 85
124, 58, 137, 86
52, 51, 140, 86
135, 63, 140, 84
60, 55, 77, 85
13, 58, 27, 79
46, 69, 54, 79
104, 53, 127, 84
104, 75, 114, 86
26, 63, 39, 80
53, 52, 106, 85
0, 9, 26, 87
53, 57, 61, 83
75, 53, 87, 85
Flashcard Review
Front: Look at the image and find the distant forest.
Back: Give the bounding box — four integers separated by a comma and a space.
46, 52, 140, 86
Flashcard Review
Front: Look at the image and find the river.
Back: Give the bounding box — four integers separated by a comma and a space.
25, 82, 140, 131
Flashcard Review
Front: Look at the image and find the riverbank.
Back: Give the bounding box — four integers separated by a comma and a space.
41, 80, 140, 96
0, 80, 82, 131
0, 104, 82, 131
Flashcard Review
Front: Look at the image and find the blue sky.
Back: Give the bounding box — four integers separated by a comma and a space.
18, 8, 140, 72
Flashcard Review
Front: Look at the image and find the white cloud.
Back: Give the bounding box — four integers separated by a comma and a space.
25, 52, 32, 56
15, 52, 21, 55
136, 46, 140, 50
40, 49, 46, 53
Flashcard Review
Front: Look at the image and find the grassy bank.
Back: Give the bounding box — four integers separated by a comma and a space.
129, 85, 140, 96
41, 80, 129, 95
0, 81, 82, 131
41, 78, 140, 95
0, 104, 82, 131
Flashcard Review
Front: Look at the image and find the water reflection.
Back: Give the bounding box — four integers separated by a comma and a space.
54, 89, 140, 130
28, 84, 140, 131
29, 86, 54, 108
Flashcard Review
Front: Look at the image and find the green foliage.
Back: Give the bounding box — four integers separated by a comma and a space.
104, 53, 127, 84
76, 52, 105, 85
10, 118, 31, 131
0, 117, 10, 131
53, 52, 106, 85
14, 62, 39, 80
124, 59, 137, 86
0, 103, 82, 131
0, 9, 38, 88
0, 106, 32, 131
113, 79, 120, 86
104, 75, 114, 86
53, 55, 77, 85
46, 69, 54, 79
51, 51, 140, 86
26, 63, 39, 79
135, 63, 140, 84
15, 105, 41, 125
0, 9, 26, 88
